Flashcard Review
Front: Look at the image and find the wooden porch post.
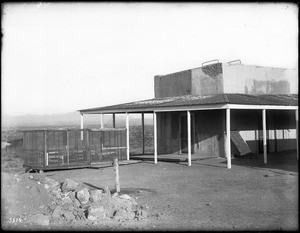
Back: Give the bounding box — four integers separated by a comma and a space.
80, 114, 84, 140
100, 114, 104, 129
262, 109, 267, 164
126, 112, 130, 160
296, 109, 298, 160
187, 111, 192, 166
112, 113, 116, 128
226, 108, 231, 169
153, 111, 158, 164
142, 112, 145, 155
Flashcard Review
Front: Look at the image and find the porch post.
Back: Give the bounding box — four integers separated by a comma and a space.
100, 114, 104, 129
142, 112, 145, 155
153, 111, 158, 164
81, 114, 84, 140
187, 111, 192, 166
296, 109, 298, 160
226, 108, 231, 169
112, 113, 116, 128
126, 112, 130, 160
262, 109, 267, 164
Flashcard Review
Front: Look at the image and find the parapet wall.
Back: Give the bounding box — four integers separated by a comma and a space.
222, 63, 297, 95
154, 62, 297, 98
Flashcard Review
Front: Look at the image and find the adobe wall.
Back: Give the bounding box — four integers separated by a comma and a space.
222, 63, 297, 94
154, 70, 192, 98
156, 112, 181, 154
193, 110, 225, 157
191, 63, 224, 96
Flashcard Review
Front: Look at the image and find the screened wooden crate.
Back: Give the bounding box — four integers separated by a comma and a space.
23, 128, 127, 170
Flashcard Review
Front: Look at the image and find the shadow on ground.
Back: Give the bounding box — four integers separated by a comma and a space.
220, 151, 298, 173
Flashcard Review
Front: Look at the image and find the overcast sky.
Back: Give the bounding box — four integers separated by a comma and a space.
2, 3, 298, 116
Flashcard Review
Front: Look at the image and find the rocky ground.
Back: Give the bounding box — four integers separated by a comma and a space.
1, 146, 298, 231
1, 171, 151, 230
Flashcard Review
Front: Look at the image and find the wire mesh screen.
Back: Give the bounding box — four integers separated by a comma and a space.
23, 131, 45, 167
23, 128, 127, 170
100, 129, 127, 162
68, 130, 90, 165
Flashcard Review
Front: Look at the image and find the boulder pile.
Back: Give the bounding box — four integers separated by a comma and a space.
37, 176, 148, 226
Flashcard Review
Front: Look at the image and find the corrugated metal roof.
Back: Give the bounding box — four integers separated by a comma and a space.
79, 94, 298, 113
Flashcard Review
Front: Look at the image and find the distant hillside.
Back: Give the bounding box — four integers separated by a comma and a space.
2, 112, 153, 128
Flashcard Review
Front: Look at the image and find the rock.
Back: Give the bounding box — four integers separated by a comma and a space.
87, 205, 106, 220
63, 211, 75, 221
52, 206, 62, 218
76, 188, 90, 204
74, 199, 81, 207
61, 179, 79, 193
128, 211, 136, 220
51, 188, 62, 199
119, 194, 131, 200
68, 191, 76, 201
141, 204, 150, 210
74, 209, 86, 220
112, 192, 119, 198
103, 186, 111, 196
61, 196, 72, 205
31, 214, 50, 226
90, 189, 103, 203
114, 209, 129, 220
44, 177, 59, 189
141, 210, 148, 218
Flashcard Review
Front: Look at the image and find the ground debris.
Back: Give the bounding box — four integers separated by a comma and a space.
1, 173, 149, 229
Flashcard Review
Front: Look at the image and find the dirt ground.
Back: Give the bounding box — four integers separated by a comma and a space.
1, 151, 298, 231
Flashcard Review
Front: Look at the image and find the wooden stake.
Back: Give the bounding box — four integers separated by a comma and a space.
113, 156, 120, 193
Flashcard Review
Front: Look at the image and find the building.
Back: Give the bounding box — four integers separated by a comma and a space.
78, 60, 298, 169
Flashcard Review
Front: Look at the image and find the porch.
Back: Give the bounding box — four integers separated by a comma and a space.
79, 94, 298, 169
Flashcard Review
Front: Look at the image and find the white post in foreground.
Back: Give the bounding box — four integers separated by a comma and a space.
100, 114, 104, 129
262, 109, 267, 164
126, 112, 130, 160
153, 112, 158, 164
226, 108, 231, 169
80, 114, 84, 140
296, 109, 298, 160
187, 111, 192, 166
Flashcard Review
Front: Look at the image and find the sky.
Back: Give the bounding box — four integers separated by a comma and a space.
2, 2, 298, 116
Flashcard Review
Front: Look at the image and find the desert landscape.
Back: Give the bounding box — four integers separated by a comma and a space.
1, 120, 298, 231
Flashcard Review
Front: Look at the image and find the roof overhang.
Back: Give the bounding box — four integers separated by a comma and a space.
79, 104, 297, 114
78, 94, 298, 115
